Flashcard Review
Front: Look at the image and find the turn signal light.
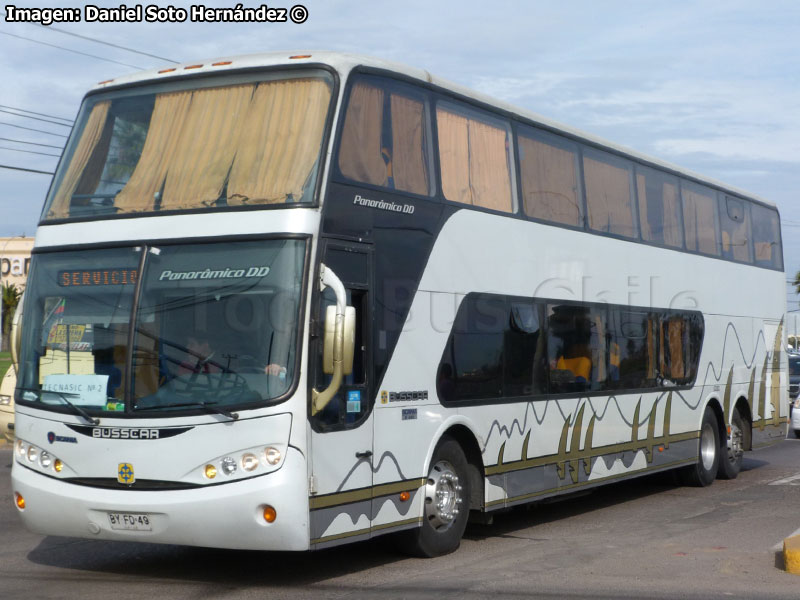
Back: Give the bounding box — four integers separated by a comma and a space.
263, 505, 277, 523
54, 459, 64, 473
399, 491, 411, 502
204, 464, 217, 479
14, 492, 25, 510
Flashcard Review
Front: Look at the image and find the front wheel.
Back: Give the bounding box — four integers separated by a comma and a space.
794, 429, 800, 440
717, 408, 745, 480
680, 406, 720, 487
397, 436, 470, 557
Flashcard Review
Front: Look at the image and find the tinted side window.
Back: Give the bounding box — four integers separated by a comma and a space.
547, 303, 607, 394
337, 77, 433, 196
608, 310, 657, 390
436, 102, 515, 213
505, 301, 547, 397
751, 203, 783, 269
682, 181, 720, 256
636, 166, 683, 248
583, 148, 636, 238
719, 195, 752, 263
518, 127, 582, 227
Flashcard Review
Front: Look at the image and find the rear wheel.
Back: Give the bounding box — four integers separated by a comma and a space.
717, 407, 745, 480
680, 407, 720, 487
794, 429, 800, 439
397, 436, 470, 557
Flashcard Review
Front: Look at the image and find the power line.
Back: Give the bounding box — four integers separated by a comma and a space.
0, 104, 73, 124
0, 121, 68, 138
0, 163, 54, 175
0, 31, 144, 70
0, 137, 62, 149
0, 146, 60, 157
40, 24, 178, 64
0, 108, 72, 128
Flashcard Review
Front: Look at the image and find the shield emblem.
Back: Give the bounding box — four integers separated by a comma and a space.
117, 463, 135, 484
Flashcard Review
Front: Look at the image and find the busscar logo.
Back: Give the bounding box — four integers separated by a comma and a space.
385, 390, 428, 402
93, 428, 160, 440
47, 431, 78, 444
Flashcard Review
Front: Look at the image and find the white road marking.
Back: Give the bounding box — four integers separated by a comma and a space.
771, 527, 800, 552
768, 472, 800, 485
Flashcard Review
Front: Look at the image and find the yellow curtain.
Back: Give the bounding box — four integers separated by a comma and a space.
390, 94, 428, 195
228, 78, 331, 204
682, 187, 718, 255
437, 108, 471, 204
662, 181, 682, 247
520, 135, 580, 226
469, 119, 512, 213
114, 91, 193, 213
584, 155, 634, 238
159, 84, 254, 210
48, 101, 111, 218
337, 82, 386, 187
646, 317, 657, 380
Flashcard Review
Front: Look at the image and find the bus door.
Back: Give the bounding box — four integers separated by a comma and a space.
308, 240, 374, 547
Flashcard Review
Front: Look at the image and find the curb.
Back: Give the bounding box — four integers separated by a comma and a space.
785, 535, 800, 574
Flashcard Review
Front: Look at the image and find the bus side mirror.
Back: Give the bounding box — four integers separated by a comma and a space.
322, 305, 355, 376
10, 293, 23, 374
311, 264, 353, 416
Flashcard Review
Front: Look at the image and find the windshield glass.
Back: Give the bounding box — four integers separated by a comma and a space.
42, 69, 333, 221
17, 239, 306, 415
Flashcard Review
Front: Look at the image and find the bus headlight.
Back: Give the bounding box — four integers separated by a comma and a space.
264, 447, 281, 465
241, 453, 259, 472
39, 451, 53, 469
794, 398, 800, 409
0, 394, 11, 405
26, 445, 38, 462
220, 456, 237, 475
15, 439, 25, 457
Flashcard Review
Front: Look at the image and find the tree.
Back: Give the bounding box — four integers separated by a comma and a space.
1, 281, 21, 350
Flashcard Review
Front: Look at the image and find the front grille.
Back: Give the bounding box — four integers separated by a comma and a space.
64, 478, 202, 491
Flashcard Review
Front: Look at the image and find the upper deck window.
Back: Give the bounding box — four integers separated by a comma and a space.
517, 127, 582, 228
583, 148, 637, 239
337, 76, 433, 196
682, 181, 720, 256
636, 165, 683, 249
719, 195, 752, 263
436, 102, 515, 213
43, 70, 333, 221
751, 202, 783, 269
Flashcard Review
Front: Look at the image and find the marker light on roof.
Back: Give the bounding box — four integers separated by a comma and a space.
184, 64, 203, 70
159, 68, 176, 74
289, 55, 312, 59
212, 61, 232, 66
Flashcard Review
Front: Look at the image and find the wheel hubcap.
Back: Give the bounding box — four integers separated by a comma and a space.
700, 423, 716, 470
424, 460, 463, 531
728, 421, 743, 461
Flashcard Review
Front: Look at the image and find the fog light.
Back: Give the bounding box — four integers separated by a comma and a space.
263, 505, 277, 523
14, 492, 25, 510
241, 453, 259, 472
54, 459, 64, 473
40, 451, 53, 469
27, 446, 38, 462
264, 447, 281, 465
221, 456, 237, 476
204, 464, 217, 479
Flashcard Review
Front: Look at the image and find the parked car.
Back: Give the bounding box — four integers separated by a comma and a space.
0, 366, 15, 443
790, 354, 800, 439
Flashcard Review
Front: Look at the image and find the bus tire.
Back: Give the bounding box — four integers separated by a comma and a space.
398, 436, 470, 557
794, 429, 800, 439
717, 407, 745, 480
680, 407, 720, 487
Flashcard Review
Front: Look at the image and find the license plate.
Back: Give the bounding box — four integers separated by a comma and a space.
108, 512, 152, 531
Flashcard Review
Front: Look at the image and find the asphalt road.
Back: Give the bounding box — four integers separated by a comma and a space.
1, 438, 799, 599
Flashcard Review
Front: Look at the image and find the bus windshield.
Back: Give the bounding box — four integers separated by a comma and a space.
42, 69, 333, 221
17, 239, 306, 415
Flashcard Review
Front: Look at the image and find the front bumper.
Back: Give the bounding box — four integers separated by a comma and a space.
0, 406, 13, 443
12, 447, 310, 550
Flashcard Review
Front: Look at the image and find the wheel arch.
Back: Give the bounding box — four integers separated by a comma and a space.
733, 395, 753, 451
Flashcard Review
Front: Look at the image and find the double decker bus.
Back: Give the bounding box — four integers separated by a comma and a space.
11, 52, 786, 557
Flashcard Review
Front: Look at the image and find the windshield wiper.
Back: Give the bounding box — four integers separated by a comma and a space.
21, 387, 101, 425
135, 400, 239, 421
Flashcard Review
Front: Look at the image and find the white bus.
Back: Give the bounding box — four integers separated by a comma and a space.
11, 52, 786, 557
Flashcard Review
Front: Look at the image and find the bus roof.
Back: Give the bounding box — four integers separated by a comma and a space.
90, 51, 776, 210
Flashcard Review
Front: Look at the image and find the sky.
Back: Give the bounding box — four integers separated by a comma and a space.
1, 0, 799, 312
